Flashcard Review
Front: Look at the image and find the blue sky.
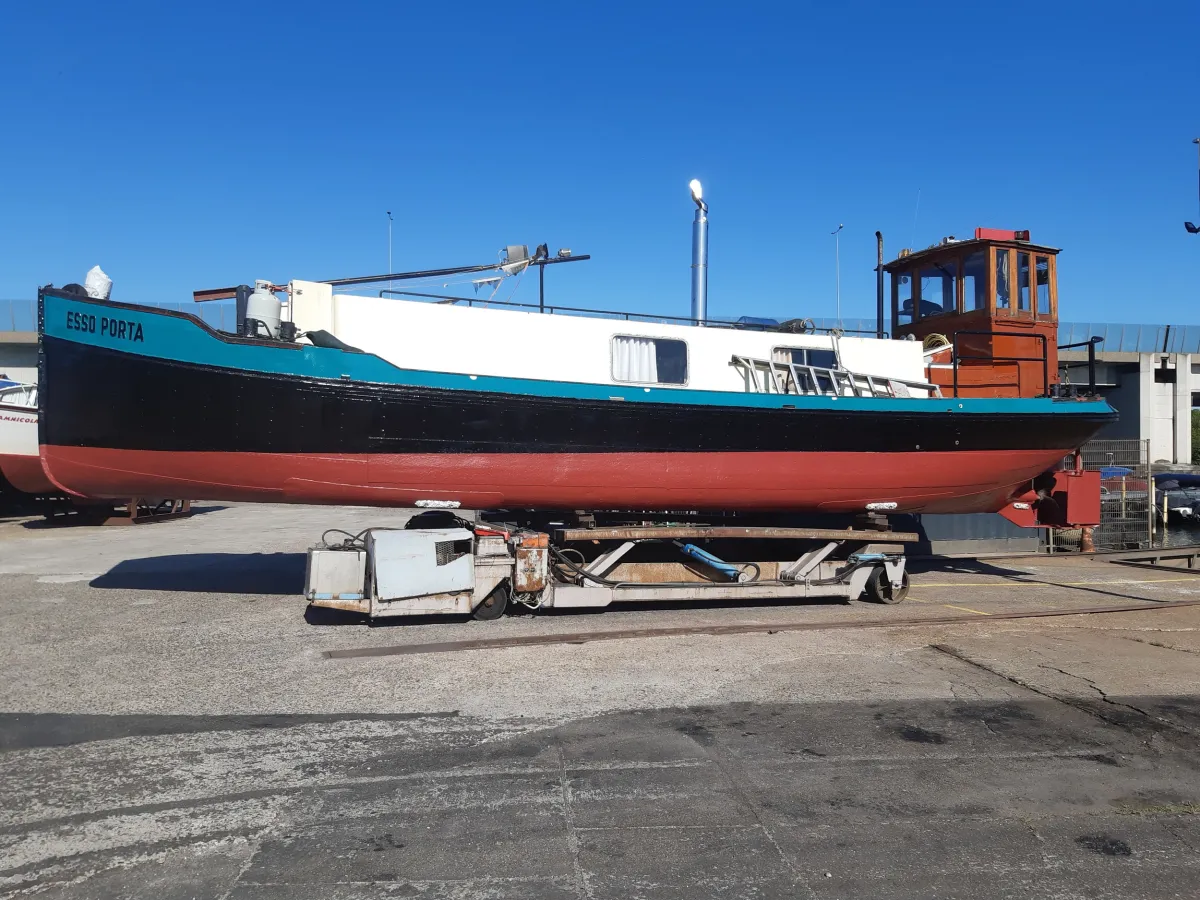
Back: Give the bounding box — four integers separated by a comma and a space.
1, 1, 1198, 324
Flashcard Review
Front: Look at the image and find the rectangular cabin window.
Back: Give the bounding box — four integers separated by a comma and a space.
777, 347, 838, 369
918, 261, 957, 317
1036, 256, 1052, 315
963, 250, 988, 310
611, 335, 687, 385
1017, 252, 1031, 311
894, 272, 913, 325
994, 248, 1011, 309
773, 347, 839, 394
803, 348, 837, 370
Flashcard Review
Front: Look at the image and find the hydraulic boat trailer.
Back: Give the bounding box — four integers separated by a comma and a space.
304, 517, 915, 620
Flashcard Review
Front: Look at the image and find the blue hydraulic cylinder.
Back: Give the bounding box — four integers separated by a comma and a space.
675, 541, 740, 581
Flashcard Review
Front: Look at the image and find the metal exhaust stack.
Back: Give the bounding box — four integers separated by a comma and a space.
689, 179, 708, 324
875, 231, 885, 339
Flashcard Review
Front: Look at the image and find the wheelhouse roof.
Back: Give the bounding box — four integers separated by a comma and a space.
883, 237, 1061, 273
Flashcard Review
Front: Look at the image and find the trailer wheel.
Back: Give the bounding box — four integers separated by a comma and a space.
473, 582, 510, 620
865, 567, 909, 604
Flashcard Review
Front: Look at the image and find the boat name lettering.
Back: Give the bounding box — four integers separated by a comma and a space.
65, 311, 97, 333
66, 310, 144, 343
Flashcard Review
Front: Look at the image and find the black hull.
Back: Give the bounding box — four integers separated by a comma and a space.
42, 337, 1112, 456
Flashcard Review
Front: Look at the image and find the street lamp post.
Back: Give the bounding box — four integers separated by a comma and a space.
387, 210, 394, 275
689, 179, 708, 324
832, 224, 844, 324
386, 210, 394, 293
1187, 139, 1200, 235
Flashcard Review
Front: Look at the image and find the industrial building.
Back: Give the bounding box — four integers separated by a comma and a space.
1058, 322, 1200, 464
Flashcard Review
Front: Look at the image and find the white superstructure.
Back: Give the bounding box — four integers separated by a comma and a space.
285, 280, 928, 393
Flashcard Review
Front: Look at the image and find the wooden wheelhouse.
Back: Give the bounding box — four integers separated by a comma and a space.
885, 228, 1059, 398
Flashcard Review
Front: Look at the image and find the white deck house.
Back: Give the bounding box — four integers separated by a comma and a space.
287, 280, 930, 396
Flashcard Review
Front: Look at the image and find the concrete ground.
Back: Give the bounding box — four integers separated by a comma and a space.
3, 503, 1200, 898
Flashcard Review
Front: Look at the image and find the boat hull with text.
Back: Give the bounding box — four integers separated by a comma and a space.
37, 289, 1117, 514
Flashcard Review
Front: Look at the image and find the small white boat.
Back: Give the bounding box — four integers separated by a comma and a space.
0, 381, 55, 494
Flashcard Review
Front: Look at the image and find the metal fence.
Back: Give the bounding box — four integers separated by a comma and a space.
1047, 438, 1153, 552
7, 296, 1200, 352
1057, 322, 1200, 354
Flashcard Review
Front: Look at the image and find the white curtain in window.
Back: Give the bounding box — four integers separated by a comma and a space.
612, 336, 658, 382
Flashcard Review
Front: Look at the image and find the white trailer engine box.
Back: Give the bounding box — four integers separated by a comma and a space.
369, 529, 474, 601
305, 549, 368, 611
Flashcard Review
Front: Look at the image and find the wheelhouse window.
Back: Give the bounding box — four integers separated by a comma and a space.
963, 250, 988, 311
894, 272, 913, 325
611, 335, 687, 385
1017, 252, 1031, 311
994, 248, 1011, 309
888, 241, 1059, 340
1035, 256, 1052, 315
918, 260, 958, 317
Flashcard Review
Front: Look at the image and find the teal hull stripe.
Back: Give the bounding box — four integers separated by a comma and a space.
42, 292, 1113, 417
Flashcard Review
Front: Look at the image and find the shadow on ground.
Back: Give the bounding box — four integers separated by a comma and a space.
21, 503, 228, 529
905, 556, 1037, 577
91, 552, 306, 594
306, 593, 861, 629
0, 710, 459, 751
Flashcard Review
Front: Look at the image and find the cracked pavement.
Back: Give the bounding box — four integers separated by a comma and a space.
3, 503, 1200, 898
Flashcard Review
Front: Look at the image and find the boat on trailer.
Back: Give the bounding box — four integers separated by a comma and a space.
36, 233, 1114, 516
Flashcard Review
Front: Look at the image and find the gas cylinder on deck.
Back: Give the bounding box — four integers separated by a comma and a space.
240, 280, 283, 339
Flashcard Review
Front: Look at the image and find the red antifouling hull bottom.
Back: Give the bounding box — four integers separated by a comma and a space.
39, 446, 1071, 514
0, 453, 57, 495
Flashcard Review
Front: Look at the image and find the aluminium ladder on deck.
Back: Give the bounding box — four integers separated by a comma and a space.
731, 355, 943, 399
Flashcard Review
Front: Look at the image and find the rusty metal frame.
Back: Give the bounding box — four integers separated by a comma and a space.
553, 525, 918, 543
103, 498, 192, 526
1108, 546, 1200, 574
